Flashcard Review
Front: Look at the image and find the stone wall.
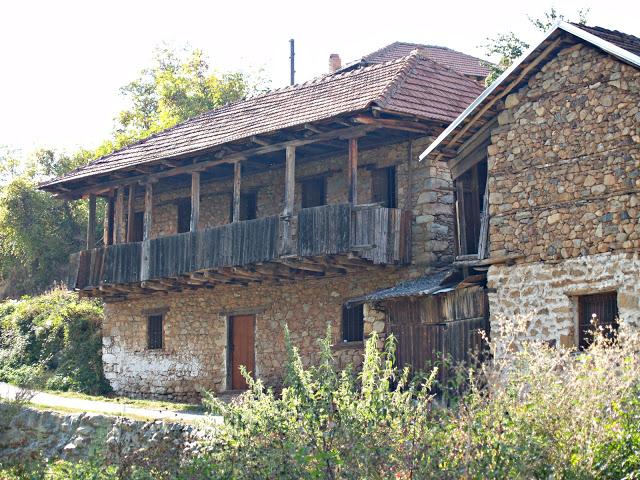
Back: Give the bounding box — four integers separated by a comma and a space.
486, 43, 640, 263
103, 267, 416, 402
0, 406, 212, 464
487, 251, 640, 347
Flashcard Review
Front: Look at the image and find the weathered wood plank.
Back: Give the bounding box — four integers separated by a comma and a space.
190, 172, 200, 232
87, 195, 96, 250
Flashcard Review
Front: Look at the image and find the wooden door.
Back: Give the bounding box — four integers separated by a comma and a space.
229, 315, 255, 390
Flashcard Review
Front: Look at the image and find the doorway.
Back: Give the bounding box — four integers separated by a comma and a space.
228, 315, 255, 390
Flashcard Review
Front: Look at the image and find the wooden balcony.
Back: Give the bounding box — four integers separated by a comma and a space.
68, 204, 411, 298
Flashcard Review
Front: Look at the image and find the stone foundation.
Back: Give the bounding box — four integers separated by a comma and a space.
487, 252, 640, 346
102, 267, 416, 402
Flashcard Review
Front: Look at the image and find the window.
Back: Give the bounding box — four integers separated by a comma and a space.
301, 178, 326, 208
177, 199, 191, 233
147, 314, 164, 350
342, 304, 364, 342
455, 158, 488, 255
229, 192, 258, 221
578, 292, 619, 349
372, 166, 397, 208
129, 211, 144, 242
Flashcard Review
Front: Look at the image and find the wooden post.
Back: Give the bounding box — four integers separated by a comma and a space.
103, 192, 115, 246
86, 194, 96, 250
190, 172, 200, 231
348, 137, 358, 205
126, 184, 136, 242
141, 182, 153, 281
114, 187, 125, 244
232, 162, 241, 223
281, 146, 296, 254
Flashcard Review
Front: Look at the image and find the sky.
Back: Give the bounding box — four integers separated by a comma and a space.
0, 0, 638, 160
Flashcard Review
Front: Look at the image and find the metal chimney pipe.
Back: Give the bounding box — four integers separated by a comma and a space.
289, 39, 295, 85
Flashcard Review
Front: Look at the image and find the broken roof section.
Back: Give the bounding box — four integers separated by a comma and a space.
419, 21, 640, 161
41, 48, 484, 195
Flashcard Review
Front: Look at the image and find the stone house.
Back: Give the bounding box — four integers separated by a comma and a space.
40, 43, 489, 401
420, 22, 640, 349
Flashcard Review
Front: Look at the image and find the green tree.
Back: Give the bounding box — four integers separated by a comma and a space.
484, 7, 590, 84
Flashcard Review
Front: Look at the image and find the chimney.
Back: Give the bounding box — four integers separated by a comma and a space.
329, 54, 342, 73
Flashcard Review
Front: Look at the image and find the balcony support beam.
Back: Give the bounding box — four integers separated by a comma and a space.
281, 145, 296, 254
86, 194, 96, 250
232, 162, 241, 222
141, 182, 154, 281
348, 138, 358, 205
103, 192, 115, 246
190, 172, 200, 231
114, 187, 125, 244
126, 184, 136, 242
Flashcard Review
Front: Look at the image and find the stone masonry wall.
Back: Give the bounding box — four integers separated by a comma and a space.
487, 252, 640, 347
102, 267, 416, 402
487, 43, 640, 263
485, 42, 640, 345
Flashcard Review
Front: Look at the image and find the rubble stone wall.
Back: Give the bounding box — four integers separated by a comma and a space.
487, 43, 640, 263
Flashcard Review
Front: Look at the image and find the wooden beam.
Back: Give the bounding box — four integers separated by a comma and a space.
250, 135, 271, 146
141, 182, 153, 281
352, 114, 430, 134
348, 137, 358, 205
126, 184, 136, 242
55, 125, 375, 199
190, 172, 200, 231
86, 194, 96, 250
232, 162, 241, 222
104, 193, 115, 246
114, 187, 125, 244
281, 145, 296, 254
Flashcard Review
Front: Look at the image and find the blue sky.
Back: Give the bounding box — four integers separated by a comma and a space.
0, 0, 637, 159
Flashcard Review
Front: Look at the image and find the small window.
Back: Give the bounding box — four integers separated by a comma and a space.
177, 199, 191, 233
372, 166, 397, 208
129, 211, 144, 242
229, 192, 258, 221
578, 292, 619, 349
147, 314, 164, 350
342, 304, 364, 342
301, 178, 326, 208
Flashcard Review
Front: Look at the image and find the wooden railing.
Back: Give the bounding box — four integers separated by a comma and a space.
69, 204, 411, 290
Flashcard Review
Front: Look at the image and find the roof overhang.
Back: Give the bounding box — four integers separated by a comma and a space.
419, 20, 640, 162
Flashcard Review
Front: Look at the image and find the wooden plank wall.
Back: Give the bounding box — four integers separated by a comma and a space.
298, 204, 351, 257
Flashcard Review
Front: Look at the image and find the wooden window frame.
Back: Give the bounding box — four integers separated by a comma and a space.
342, 304, 364, 343
147, 314, 164, 350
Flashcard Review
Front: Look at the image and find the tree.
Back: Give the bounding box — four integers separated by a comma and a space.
483, 7, 590, 84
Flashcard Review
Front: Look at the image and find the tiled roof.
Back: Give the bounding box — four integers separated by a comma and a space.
360, 42, 491, 78
42, 51, 484, 189
573, 23, 640, 56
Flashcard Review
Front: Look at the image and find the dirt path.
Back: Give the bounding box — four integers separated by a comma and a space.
0, 382, 219, 424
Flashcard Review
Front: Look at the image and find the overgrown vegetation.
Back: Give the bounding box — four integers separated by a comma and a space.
0, 288, 108, 395
5, 315, 638, 479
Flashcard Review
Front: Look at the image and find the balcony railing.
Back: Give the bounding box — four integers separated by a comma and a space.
68, 204, 411, 292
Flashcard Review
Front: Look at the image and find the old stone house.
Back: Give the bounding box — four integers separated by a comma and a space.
40, 43, 489, 401
420, 22, 640, 349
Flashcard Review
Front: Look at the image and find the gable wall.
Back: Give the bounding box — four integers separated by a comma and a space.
486, 42, 640, 263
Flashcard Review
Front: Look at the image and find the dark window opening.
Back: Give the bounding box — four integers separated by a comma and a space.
301, 178, 326, 208
128, 211, 144, 242
342, 304, 364, 342
372, 166, 397, 208
578, 292, 619, 349
177, 199, 191, 233
455, 158, 488, 255
147, 314, 164, 350
229, 192, 258, 222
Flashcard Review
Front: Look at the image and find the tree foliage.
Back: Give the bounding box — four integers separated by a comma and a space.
483, 7, 590, 84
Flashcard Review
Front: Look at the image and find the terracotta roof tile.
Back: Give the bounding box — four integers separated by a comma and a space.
573, 23, 640, 56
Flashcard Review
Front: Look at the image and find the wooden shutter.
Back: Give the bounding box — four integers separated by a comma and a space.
301, 178, 326, 208
578, 292, 618, 349
147, 315, 163, 349
342, 304, 364, 342
177, 199, 191, 233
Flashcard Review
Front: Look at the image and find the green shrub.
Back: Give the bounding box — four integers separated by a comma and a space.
0, 288, 109, 394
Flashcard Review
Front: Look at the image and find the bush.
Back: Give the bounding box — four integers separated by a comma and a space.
0, 288, 109, 395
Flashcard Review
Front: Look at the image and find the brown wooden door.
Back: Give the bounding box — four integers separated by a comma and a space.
230, 315, 255, 390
